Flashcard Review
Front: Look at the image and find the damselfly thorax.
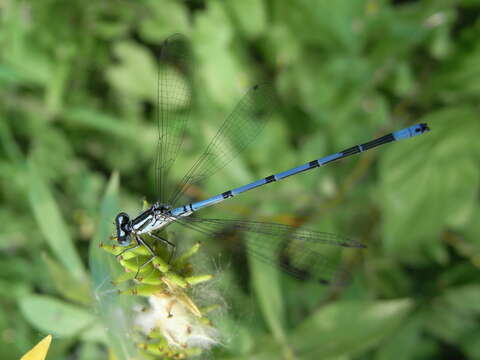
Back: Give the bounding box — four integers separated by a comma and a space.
114, 203, 180, 246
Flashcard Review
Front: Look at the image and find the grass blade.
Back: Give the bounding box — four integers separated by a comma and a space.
88, 172, 138, 360
27, 160, 87, 281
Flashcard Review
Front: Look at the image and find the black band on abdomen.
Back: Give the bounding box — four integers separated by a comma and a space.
265, 175, 276, 183
222, 191, 233, 199
341, 145, 361, 156
361, 133, 395, 151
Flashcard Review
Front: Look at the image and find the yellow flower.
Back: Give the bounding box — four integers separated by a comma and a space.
21, 335, 52, 360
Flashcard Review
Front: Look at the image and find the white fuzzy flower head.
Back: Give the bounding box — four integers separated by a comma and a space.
135, 293, 220, 350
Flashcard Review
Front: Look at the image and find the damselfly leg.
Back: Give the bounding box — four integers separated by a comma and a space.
115, 244, 141, 260
148, 232, 177, 263
133, 235, 158, 279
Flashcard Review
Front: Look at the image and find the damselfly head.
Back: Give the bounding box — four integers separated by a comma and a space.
115, 212, 132, 246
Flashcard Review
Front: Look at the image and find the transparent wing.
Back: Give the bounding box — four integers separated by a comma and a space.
155, 34, 194, 204
167, 84, 274, 207
175, 217, 366, 284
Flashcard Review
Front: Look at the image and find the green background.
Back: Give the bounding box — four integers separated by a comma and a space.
1, 0, 480, 359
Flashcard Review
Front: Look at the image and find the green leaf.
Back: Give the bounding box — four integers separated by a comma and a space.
224, 0, 266, 38
78, 342, 104, 360
89, 172, 120, 292
27, 160, 87, 281
29, 125, 75, 184
290, 299, 412, 359
0, 116, 23, 162
462, 204, 480, 259
429, 37, 480, 103
45, 50, 71, 115
379, 107, 480, 264
80, 322, 108, 344
193, 1, 243, 107
64, 108, 140, 139
392, 62, 415, 97
139, 0, 190, 42
42, 253, 91, 306
276, 0, 366, 51
19, 295, 95, 337
248, 233, 286, 344
106, 41, 157, 101
424, 285, 480, 342
375, 315, 422, 360
459, 328, 480, 359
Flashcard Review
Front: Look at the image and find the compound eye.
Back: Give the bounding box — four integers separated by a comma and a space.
115, 212, 131, 245
115, 213, 130, 228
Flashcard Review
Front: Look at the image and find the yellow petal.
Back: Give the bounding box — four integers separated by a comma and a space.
21, 335, 52, 360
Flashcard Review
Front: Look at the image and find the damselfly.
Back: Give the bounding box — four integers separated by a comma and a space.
112, 34, 430, 285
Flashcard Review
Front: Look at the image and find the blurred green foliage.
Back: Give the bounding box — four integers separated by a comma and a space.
1, 0, 480, 359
